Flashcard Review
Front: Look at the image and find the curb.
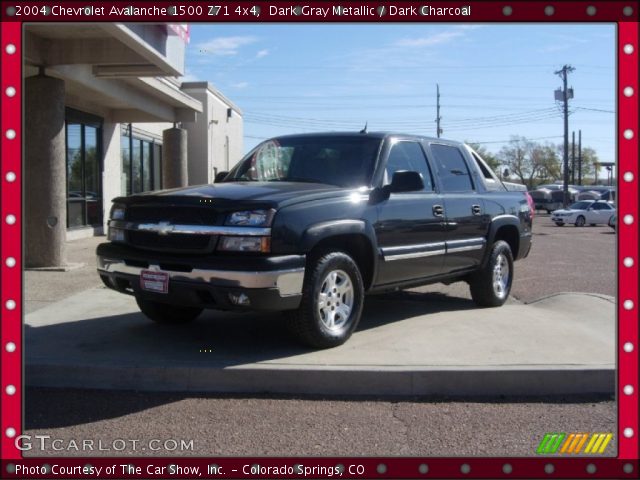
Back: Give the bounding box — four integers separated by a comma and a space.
26, 364, 615, 396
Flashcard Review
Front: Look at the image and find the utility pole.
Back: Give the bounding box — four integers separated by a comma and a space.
436, 84, 442, 138
555, 64, 575, 207
571, 131, 576, 185
577, 130, 582, 185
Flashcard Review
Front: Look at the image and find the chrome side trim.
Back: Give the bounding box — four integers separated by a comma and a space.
446, 237, 486, 254
384, 249, 446, 261
97, 257, 303, 296
382, 242, 446, 261
108, 220, 270, 237
447, 244, 484, 253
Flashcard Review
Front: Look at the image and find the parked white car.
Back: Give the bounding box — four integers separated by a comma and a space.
551, 200, 616, 227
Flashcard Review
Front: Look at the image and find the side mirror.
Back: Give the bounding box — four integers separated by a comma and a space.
214, 171, 229, 183
389, 170, 424, 193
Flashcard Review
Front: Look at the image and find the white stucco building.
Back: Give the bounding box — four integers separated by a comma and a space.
24, 24, 243, 268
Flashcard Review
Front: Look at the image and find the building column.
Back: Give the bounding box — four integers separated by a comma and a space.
25, 74, 67, 268
162, 127, 188, 188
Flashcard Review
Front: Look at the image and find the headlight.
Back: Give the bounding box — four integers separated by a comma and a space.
225, 209, 275, 227
110, 204, 126, 220
217, 236, 271, 253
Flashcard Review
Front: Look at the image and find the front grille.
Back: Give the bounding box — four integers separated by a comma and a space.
127, 205, 219, 225
128, 231, 216, 253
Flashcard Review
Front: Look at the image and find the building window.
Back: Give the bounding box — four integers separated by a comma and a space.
65, 109, 103, 229
121, 126, 162, 195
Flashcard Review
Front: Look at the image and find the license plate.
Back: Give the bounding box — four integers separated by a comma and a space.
140, 270, 169, 294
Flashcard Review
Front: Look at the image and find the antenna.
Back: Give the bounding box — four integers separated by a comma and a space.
360, 122, 368, 134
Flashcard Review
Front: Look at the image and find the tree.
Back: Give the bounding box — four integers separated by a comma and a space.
497, 136, 561, 189
554, 143, 598, 185
466, 141, 500, 172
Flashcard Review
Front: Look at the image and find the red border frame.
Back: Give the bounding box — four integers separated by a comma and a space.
1, 2, 638, 478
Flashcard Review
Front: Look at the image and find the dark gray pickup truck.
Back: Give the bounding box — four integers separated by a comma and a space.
97, 132, 533, 348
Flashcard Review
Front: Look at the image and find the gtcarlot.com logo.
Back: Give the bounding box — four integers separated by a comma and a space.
15, 435, 194, 452
537, 433, 613, 455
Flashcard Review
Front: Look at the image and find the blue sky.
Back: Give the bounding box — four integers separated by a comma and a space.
184, 23, 616, 162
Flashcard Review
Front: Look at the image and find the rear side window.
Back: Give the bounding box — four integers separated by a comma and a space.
430, 144, 474, 192
384, 141, 434, 192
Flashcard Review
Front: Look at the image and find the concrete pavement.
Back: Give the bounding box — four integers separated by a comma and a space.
25, 287, 615, 396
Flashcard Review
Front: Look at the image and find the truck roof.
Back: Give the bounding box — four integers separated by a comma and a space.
271, 131, 465, 147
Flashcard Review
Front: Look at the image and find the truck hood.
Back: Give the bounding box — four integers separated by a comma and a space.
115, 182, 363, 208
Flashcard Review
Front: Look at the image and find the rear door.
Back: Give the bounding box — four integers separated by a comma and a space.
427, 143, 489, 273
374, 139, 446, 285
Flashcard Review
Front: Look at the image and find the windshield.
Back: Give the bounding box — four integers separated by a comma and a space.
226, 136, 382, 187
569, 201, 592, 210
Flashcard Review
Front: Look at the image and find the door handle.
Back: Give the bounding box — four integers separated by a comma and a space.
433, 205, 444, 217
472, 204, 482, 215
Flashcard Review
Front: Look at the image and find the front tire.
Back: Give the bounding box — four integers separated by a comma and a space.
575, 215, 586, 227
287, 251, 364, 349
135, 297, 202, 324
469, 240, 514, 307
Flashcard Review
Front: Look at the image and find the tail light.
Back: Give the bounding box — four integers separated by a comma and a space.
525, 192, 535, 220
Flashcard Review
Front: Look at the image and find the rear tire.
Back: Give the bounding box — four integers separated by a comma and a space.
575, 215, 586, 227
286, 251, 364, 349
469, 240, 514, 307
135, 297, 202, 324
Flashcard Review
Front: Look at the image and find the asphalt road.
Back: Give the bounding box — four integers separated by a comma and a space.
25, 389, 615, 457
23, 215, 617, 458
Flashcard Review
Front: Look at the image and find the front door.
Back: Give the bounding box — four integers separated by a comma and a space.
374, 140, 447, 285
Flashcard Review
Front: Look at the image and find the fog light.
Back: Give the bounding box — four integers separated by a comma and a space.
108, 227, 125, 242
228, 292, 250, 306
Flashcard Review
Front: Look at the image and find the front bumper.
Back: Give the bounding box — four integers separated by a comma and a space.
96, 242, 305, 311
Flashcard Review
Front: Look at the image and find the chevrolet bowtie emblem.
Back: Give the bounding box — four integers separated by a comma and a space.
156, 221, 175, 236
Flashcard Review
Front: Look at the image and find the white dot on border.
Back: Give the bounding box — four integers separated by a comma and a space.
5, 129, 16, 140
544, 464, 554, 474
623, 385, 634, 395
623, 6, 634, 17
624, 129, 634, 140
624, 87, 635, 97
623, 44, 634, 55
5, 427, 16, 438
623, 427, 634, 438
418, 464, 429, 474
502, 6, 513, 16
544, 6, 555, 15
5, 171, 16, 182
5, 44, 16, 55
5, 86, 15, 97
624, 342, 634, 353
6, 214, 16, 225
503, 464, 513, 474
586, 6, 597, 16
623, 172, 634, 182
5, 257, 16, 268
623, 300, 634, 310
623, 257, 634, 268
624, 463, 634, 474
460, 464, 471, 474
5, 385, 16, 395
5, 342, 16, 353
376, 464, 387, 474
5, 300, 16, 310
623, 214, 634, 225
586, 463, 597, 474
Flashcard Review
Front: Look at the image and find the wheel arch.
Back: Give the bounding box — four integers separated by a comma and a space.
483, 215, 521, 267
301, 220, 378, 290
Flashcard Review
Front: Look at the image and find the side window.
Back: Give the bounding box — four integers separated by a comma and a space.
384, 141, 434, 192
430, 144, 475, 192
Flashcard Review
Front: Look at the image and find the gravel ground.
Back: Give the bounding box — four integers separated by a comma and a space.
25, 388, 616, 457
